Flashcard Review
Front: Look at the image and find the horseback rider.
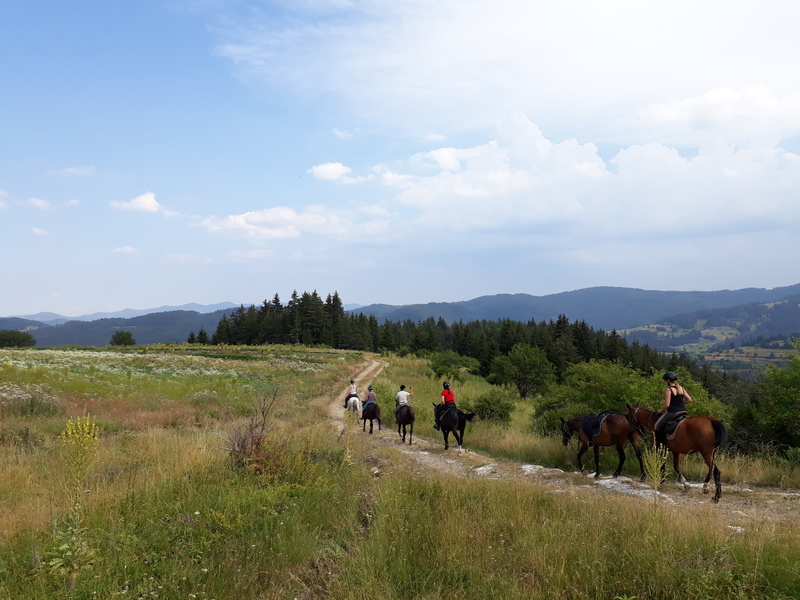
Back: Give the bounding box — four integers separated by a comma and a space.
345, 378, 358, 408
395, 384, 413, 415
433, 381, 456, 431
655, 371, 693, 442
363, 385, 377, 409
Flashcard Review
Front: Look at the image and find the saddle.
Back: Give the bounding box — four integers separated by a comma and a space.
581, 411, 610, 444
663, 413, 688, 439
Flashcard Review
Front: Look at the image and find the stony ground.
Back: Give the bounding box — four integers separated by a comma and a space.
327, 359, 800, 529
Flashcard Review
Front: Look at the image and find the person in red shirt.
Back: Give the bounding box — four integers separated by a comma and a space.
434, 381, 455, 430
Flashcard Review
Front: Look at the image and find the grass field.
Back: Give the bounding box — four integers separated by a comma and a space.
0, 346, 798, 599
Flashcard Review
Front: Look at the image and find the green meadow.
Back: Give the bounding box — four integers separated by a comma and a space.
0, 346, 797, 599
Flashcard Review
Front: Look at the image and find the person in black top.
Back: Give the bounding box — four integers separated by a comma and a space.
655, 371, 693, 434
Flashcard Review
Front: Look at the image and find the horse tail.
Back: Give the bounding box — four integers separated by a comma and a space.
712, 420, 727, 448
461, 411, 476, 422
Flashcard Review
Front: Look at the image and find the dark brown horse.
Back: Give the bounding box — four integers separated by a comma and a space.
432, 403, 475, 453
362, 401, 381, 434
395, 404, 415, 444
627, 404, 727, 502
560, 414, 645, 479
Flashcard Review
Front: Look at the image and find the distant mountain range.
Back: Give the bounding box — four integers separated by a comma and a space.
9, 302, 239, 325
351, 284, 800, 331
2, 286, 800, 348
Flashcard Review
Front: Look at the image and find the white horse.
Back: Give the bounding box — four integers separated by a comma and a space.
346, 394, 362, 417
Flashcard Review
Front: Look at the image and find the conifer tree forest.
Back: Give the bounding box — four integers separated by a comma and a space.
203, 291, 693, 381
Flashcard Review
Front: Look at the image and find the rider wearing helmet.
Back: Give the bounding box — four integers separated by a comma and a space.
363, 385, 377, 409
655, 371, 693, 441
434, 381, 456, 431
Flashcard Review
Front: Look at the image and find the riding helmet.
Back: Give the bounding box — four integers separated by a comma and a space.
663, 371, 678, 382
350, 379, 354, 384
443, 381, 450, 389
368, 385, 373, 390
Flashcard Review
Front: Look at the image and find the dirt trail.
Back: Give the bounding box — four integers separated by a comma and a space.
330, 358, 800, 526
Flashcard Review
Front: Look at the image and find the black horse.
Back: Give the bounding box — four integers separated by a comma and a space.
362, 401, 382, 434
433, 403, 475, 453
396, 404, 415, 444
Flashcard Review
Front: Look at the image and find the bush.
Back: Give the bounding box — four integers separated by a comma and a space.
461, 391, 515, 422
0, 330, 36, 347
0, 383, 63, 417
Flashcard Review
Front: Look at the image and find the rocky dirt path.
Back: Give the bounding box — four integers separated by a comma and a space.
329, 358, 800, 527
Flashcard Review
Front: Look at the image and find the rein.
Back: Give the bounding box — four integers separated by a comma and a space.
632, 407, 656, 430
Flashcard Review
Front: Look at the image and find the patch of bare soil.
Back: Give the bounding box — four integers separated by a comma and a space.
329, 359, 800, 527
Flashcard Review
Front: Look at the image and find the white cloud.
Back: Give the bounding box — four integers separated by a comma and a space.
0, 191, 7, 209
210, 0, 800, 143
300, 113, 800, 244
200, 205, 361, 241
636, 87, 800, 147
65, 199, 81, 207
309, 162, 352, 180
110, 192, 180, 217
28, 198, 53, 210
32, 228, 49, 236
308, 162, 375, 183
58, 166, 95, 177
332, 128, 356, 139
113, 246, 137, 254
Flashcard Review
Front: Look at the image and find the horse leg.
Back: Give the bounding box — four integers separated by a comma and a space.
443, 430, 450, 450
377, 416, 382, 431
577, 444, 588, 474
701, 449, 721, 499
633, 442, 645, 481
362, 418, 366, 432
713, 463, 722, 503
454, 429, 464, 455
409, 422, 413, 445
674, 452, 689, 492
593, 445, 602, 478
612, 443, 626, 478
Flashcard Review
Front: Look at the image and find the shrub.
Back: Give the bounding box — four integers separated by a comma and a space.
461, 391, 515, 422
0, 383, 63, 417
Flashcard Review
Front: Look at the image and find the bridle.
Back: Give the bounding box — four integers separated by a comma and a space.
630, 406, 655, 429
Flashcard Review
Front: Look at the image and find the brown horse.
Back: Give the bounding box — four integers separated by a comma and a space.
362, 401, 381, 434
432, 403, 475, 453
627, 404, 727, 502
395, 404, 415, 444
560, 414, 645, 479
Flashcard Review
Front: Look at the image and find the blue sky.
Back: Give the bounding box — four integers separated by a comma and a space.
2, 1, 800, 317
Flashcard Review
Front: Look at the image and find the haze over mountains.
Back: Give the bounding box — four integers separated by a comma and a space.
2, 284, 800, 348
11, 302, 240, 326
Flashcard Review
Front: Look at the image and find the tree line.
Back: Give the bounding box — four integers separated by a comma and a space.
198, 290, 693, 381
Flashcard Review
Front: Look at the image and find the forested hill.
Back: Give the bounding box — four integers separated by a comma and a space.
623, 293, 800, 352
353, 284, 800, 331
1, 310, 231, 347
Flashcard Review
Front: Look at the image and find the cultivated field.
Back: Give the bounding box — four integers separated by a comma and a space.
0, 346, 797, 599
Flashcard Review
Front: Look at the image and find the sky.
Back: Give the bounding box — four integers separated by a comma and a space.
2, 0, 800, 317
